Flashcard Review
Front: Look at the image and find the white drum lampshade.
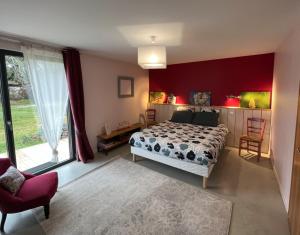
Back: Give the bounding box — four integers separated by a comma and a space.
138, 46, 167, 69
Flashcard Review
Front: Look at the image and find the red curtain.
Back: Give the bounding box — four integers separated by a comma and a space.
62, 48, 94, 163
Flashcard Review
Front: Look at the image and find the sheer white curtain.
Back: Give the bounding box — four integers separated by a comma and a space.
21, 46, 69, 162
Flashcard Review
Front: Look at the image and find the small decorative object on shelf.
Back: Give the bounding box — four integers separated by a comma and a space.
167, 93, 176, 104
104, 122, 112, 135
248, 98, 256, 109
117, 121, 130, 130
97, 123, 142, 155
225, 95, 241, 107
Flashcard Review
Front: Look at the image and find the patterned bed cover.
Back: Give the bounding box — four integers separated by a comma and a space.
129, 121, 228, 168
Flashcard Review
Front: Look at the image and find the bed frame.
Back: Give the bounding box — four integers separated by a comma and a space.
131, 147, 215, 188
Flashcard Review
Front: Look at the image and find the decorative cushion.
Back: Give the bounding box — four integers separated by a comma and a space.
192, 112, 219, 127
200, 107, 220, 113
170, 110, 194, 123
0, 166, 25, 194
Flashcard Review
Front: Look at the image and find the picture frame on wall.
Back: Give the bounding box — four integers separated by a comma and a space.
118, 76, 134, 98
189, 91, 211, 106
240, 91, 271, 109
167, 93, 176, 104
149, 91, 167, 104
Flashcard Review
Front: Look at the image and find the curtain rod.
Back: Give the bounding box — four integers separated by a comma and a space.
0, 33, 64, 51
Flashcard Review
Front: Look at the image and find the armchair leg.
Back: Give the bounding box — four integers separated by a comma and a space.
44, 204, 50, 219
1, 213, 7, 232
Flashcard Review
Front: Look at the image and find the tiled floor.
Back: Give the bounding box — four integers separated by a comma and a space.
1, 145, 290, 235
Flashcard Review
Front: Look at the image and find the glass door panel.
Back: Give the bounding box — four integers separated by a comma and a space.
0, 104, 8, 159
0, 50, 75, 173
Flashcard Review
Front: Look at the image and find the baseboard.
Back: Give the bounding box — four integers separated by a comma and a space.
270, 149, 289, 212
270, 149, 275, 166
26, 161, 57, 173
225, 144, 269, 155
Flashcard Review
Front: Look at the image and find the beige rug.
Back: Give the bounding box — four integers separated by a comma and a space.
34, 158, 232, 235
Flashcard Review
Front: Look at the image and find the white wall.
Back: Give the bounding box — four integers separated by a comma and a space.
0, 39, 20, 51
80, 53, 149, 152
271, 27, 300, 211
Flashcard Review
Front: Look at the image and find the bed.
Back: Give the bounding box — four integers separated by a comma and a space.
129, 119, 228, 188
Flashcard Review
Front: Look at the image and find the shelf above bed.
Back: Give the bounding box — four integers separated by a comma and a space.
147, 103, 271, 111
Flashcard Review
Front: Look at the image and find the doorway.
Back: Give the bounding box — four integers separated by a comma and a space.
288, 88, 300, 235
0, 49, 75, 173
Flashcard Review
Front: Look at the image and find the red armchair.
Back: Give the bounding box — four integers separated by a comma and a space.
0, 158, 58, 232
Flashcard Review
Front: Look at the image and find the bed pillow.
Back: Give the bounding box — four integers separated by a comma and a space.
0, 166, 25, 194
200, 107, 220, 113
170, 110, 194, 123
192, 112, 219, 127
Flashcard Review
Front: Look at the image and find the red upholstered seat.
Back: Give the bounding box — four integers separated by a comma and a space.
16, 172, 58, 208
0, 158, 58, 232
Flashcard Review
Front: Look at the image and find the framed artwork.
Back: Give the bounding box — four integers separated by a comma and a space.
118, 76, 134, 98
240, 92, 271, 109
167, 93, 176, 104
189, 91, 211, 106
149, 91, 167, 104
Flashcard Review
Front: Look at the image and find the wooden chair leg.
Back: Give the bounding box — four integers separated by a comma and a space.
1, 212, 7, 232
132, 154, 136, 162
257, 144, 261, 162
44, 204, 50, 219
247, 140, 249, 153
239, 140, 242, 156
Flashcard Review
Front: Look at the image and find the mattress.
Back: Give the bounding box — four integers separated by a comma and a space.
129, 121, 228, 167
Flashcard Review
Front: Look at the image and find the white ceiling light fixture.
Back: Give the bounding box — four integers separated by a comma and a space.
138, 36, 167, 69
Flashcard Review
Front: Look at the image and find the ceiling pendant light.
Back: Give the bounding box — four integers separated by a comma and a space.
138, 36, 167, 69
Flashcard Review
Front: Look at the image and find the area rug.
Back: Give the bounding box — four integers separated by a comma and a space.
34, 158, 232, 235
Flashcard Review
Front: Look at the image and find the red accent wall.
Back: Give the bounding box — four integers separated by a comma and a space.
149, 53, 274, 105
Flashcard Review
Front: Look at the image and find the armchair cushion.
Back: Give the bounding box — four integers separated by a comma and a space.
0, 166, 25, 194
16, 172, 58, 210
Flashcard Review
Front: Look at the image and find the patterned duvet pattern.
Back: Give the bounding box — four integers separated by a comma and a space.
129, 121, 228, 167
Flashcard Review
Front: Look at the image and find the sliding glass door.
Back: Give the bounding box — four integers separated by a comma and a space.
0, 49, 75, 173
0, 100, 8, 159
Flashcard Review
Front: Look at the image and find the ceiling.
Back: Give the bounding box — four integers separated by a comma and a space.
0, 0, 300, 65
